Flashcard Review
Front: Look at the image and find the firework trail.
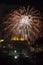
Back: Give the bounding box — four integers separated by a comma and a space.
2, 6, 41, 41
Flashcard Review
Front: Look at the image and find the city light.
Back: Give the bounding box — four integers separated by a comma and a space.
14, 55, 19, 59
0, 39, 4, 43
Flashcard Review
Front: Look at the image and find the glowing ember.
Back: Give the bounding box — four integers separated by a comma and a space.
3, 6, 41, 41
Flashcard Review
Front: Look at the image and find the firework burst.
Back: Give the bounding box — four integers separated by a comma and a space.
3, 6, 41, 41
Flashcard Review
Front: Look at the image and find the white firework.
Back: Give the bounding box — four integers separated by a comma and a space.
3, 6, 41, 41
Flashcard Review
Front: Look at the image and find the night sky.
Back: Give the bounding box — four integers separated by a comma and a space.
0, 0, 43, 39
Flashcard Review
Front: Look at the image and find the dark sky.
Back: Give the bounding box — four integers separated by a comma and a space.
0, 0, 43, 9
0, 0, 43, 17
0, 0, 43, 39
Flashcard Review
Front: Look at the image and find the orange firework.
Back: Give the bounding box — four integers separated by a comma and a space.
3, 6, 41, 41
